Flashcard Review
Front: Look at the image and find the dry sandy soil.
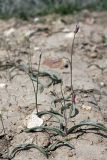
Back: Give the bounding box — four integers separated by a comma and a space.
0, 11, 107, 160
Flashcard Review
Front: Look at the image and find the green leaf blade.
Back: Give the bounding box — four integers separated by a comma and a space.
68, 120, 107, 134
25, 126, 65, 136
9, 143, 48, 159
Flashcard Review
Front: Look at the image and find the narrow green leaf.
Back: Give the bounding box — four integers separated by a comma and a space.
31, 76, 44, 93
47, 140, 74, 152
31, 69, 62, 89
38, 110, 63, 122
68, 120, 107, 134
51, 95, 71, 109
25, 126, 65, 136
9, 143, 48, 159
41, 70, 62, 84
69, 103, 78, 118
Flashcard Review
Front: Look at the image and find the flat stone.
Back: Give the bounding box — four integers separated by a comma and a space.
24, 112, 43, 129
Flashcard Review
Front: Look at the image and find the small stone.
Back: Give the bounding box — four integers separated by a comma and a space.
90, 141, 94, 145
83, 94, 88, 98
34, 17, 40, 23
24, 112, 43, 129
65, 32, 74, 39
68, 152, 73, 157
62, 58, 69, 68
13, 122, 16, 125
4, 28, 15, 36
42, 139, 51, 147
0, 83, 7, 88
82, 104, 92, 111
68, 151, 76, 157
100, 82, 105, 87
62, 28, 70, 33
90, 52, 97, 58
34, 47, 40, 51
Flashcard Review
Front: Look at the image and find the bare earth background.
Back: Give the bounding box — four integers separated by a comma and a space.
0, 11, 107, 160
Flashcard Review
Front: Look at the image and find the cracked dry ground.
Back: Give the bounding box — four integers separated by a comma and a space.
0, 11, 107, 160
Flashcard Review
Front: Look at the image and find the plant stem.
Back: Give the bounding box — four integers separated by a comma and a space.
27, 39, 42, 114
30, 76, 38, 112
70, 24, 79, 104
60, 82, 67, 135
28, 53, 42, 115
70, 32, 76, 94
35, 52, 42, 114
27, 49, 39, 114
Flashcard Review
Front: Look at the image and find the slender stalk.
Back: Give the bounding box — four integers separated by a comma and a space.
28, 51, 42, 115
60, 82, 67, 135
30, 76, 38, 112
27, 47, 38, 114
23, 67, 37, 114
35, 52, 42, 114
70, 24, 79, 104
70, 33, 76, 94
26, 36, 42, 114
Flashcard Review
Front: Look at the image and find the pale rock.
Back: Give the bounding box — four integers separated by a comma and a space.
65, 32, 74, 39
62, 28, 70, 33
24, 112, 43, 129
83, 94, 88, 98
0, 83, 6, 88
34, 47, 40, 51
62, 58, 69, 68
34, 17, 40, 23
82, 104, 92, 111
4, 28, 15, 36
100, 82, 105, 87
90, 52, 97, 58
